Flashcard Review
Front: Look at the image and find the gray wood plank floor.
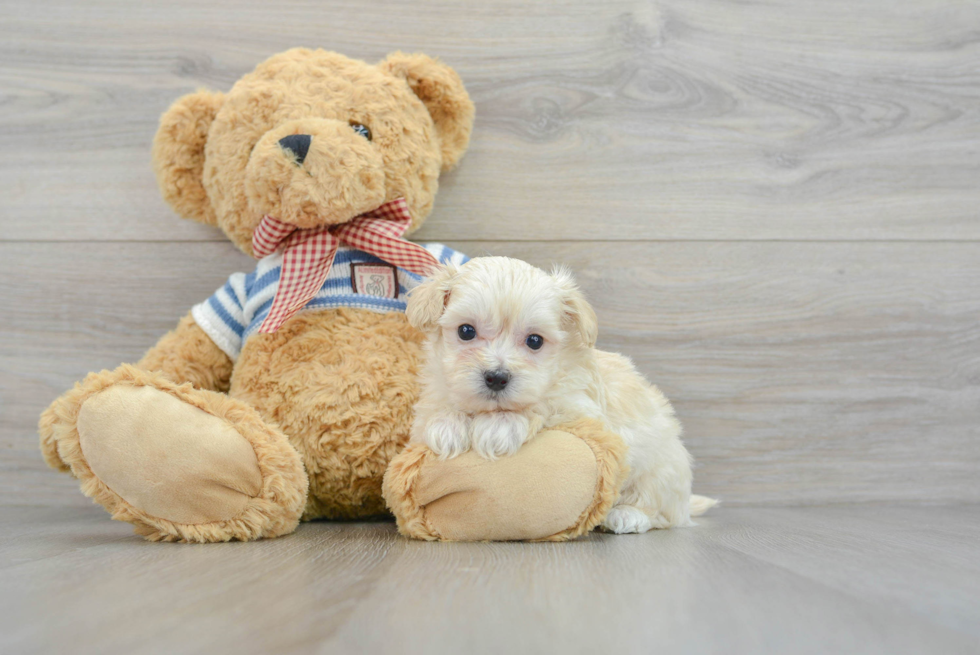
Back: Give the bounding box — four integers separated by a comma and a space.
2, 0, 978, 508
1, 505, 978, 654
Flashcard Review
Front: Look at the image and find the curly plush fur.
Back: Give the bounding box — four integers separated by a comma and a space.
230, 308, 425, 520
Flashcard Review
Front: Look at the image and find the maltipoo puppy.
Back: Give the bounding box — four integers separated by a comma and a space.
406, 256, 715, 533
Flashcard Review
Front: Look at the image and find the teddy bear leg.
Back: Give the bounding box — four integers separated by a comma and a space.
382, 418, 629, 541
39, 364, 308, 542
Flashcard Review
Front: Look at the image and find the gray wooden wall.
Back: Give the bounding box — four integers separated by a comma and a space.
1, 0, 978, 508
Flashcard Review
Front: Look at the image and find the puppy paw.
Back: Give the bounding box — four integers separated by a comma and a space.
424, 413, 471, 459
470, 412, 529, 460
601, 505, 654, 534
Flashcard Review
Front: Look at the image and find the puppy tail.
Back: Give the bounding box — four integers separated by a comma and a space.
689, 494, 718, 517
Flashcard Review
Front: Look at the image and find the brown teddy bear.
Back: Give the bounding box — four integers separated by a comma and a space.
38, 48, 628, 543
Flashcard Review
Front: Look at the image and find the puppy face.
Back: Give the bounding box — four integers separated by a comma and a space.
408, 257, 597, 413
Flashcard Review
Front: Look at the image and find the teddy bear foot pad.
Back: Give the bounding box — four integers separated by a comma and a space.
383, 418, 629, 541
39, 365, 308, 542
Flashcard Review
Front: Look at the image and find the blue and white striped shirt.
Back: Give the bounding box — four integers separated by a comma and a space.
192, 244, 468, 360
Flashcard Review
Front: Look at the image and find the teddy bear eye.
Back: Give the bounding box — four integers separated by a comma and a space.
458, 324, 476, 341
525, 334, 544, 350
349, 122, 372, 141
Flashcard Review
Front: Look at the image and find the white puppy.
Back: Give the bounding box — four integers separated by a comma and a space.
406, 256, 715, 533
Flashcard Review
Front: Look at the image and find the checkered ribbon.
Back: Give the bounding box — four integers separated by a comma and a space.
251, 198, 438, 333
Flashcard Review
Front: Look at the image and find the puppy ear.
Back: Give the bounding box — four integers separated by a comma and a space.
151, 89, 224, 225
552, 266, 599, 348
407, 264, 458, 331
379, 52, 475, 171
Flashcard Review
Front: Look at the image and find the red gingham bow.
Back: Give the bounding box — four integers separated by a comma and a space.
251, 197, 439, 333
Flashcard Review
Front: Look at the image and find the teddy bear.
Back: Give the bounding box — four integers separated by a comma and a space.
38, 48, 629, 543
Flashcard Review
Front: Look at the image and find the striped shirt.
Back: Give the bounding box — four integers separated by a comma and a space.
192, 243, 468, 360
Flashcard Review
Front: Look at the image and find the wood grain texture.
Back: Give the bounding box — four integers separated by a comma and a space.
1, 0, 978, 242
1, 505, 978, 654
3, 240, 978, 507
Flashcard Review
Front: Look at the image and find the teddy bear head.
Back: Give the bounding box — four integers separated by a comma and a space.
152, 48, 474, 254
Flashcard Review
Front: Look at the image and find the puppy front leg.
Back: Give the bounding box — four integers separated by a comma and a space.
470, 412, 530, 460
414, 411, 471, 459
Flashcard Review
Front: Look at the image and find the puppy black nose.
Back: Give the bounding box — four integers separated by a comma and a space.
484, 370, 510, 392
278, 134, 311, 165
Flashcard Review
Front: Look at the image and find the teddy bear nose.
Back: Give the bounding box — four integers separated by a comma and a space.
278, 134, 312, 165
484, 369, 510, 392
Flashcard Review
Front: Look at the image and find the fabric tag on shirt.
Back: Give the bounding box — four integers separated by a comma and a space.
351, 263, 399, 299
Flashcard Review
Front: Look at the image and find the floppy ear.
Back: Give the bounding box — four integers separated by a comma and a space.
407, 264, 458, 332
151, 89, 224, 225
552, 266, 599, 348
380, 52, 475, 171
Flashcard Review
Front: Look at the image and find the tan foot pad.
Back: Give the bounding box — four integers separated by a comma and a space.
78, 385, 263, 525
383, 420, 629, 542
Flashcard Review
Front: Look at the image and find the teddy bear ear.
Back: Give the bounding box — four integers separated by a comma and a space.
380, 52, 475, 171
151, 89, 224, 225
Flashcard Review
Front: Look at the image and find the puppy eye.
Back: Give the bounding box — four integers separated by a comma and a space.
525, 334, 544, 350
349, 122, 372, 141
458, 324, 477, 341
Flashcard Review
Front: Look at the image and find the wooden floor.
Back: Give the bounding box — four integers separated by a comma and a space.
1, 0, 979, 652
0, 504, 977, 654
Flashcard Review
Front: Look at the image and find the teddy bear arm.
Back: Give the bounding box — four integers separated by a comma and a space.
137, 312, 234, 392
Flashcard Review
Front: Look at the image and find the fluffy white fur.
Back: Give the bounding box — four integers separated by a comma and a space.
406, 256, 716, 533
